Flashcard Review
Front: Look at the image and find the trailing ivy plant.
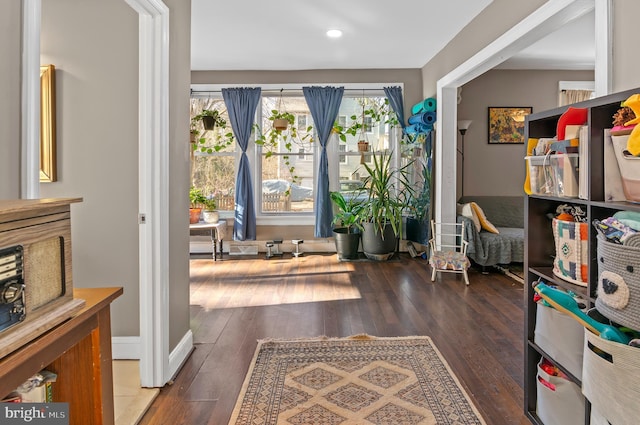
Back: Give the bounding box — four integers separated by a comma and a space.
254, 109, 314, 190
190, 110, 235, 154
332, 97, 399, 142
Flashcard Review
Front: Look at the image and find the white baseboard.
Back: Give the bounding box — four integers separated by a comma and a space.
168, 330, 193, 382
112, 336, 141, 359
111, 331, 193, 385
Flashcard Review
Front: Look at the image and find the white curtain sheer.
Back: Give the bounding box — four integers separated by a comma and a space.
560, 89, 593, 106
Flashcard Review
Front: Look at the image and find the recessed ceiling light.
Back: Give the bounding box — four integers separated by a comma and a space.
326, 29, 343, 39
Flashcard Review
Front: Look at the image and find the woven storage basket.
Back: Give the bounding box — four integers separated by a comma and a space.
595, 235, 640, 331
552, 218, 588, 286
583, 310, 640, 425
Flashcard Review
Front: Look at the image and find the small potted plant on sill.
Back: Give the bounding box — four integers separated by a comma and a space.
201, 197, 219, 224
189, 186, 207, 224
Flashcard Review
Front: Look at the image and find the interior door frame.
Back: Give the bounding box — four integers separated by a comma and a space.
21, 0, 171, 388
434, 0, 609, 226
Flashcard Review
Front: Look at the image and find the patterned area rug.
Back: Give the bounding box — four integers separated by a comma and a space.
229, 335, 486, 425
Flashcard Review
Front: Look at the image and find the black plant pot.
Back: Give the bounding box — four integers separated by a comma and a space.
361, 222, 397, 261
333, 228, 361, 260
406, 217, 430, 245
202, 116, 216, 131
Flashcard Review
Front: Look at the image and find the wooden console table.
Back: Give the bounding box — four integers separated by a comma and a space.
0, 287, 123, 425
190, 220, 227, 261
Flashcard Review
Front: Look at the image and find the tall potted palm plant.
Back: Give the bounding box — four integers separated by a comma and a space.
358, 151, 412, 260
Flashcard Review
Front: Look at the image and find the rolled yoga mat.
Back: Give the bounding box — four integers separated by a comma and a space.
405, 123, 432, 135
408, 111, 436, 126
411, 97, 437, 115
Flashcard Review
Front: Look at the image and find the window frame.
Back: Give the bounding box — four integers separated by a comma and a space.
190, 83, 403, 226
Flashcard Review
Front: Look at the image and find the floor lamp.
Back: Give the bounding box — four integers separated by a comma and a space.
457, 120, 472, 196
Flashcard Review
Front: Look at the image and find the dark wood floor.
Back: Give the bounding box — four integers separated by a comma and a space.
139, 253, 530, 425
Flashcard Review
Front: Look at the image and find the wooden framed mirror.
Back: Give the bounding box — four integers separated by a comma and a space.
40, 64, 56, 182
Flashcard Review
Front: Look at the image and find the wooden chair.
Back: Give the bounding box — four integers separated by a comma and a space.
428, 220, 471, 286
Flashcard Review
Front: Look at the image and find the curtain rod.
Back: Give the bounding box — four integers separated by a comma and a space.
190, 88, 393, 94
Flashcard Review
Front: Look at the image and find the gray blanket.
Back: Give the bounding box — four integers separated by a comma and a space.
456, 196, 524, 267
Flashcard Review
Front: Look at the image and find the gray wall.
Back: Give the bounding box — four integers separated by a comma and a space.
39, 0, 191, 351
613, 0, 640, 92
39, 0, 140, 337
0, 1, 21, 199
457, 69, 594, 197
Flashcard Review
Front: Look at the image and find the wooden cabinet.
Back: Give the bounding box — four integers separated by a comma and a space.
524, 88, 640, 424
0, 287, 123, 425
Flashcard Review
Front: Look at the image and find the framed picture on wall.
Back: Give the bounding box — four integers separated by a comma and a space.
488, 107, 532, 144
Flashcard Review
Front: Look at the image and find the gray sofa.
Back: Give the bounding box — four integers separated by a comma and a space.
456, 196, 524, 267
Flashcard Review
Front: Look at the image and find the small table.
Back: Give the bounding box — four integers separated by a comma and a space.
190, 220, 227, 261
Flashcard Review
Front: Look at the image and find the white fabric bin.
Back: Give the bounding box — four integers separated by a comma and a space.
536, 359, 584, 425
534, 303, 584, 379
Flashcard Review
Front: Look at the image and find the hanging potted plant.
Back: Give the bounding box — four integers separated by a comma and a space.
255, 107, 313, 193
189, 186, 207, 224
271, 90, 292, 131
330, 190, 365, 260
193, 109, 226, 131
272, 111, 294, 131
190, 129, 199, 144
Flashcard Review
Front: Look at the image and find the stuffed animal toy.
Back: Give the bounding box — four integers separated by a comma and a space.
556, 106, 588, 140
621, 94, 640, 156
611, 105, 636, 135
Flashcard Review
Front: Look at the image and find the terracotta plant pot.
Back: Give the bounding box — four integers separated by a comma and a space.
189, 208, 202, 224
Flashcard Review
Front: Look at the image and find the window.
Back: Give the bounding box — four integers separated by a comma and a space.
334, 94, 395, 188
297, 114, 308, 129
190, 98, 236, 211
258, 95, 315, 214
338, 144, 347, 164
190, 85, 402, 222
364, 116, 373, 133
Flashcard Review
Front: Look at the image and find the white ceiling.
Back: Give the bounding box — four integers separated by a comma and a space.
191, 1, 595, 72
498, 9, 595, 70
191, 0, 492, 71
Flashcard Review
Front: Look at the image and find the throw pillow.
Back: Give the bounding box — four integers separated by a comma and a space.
457, 203, 481, 232
470, 202, 500, 234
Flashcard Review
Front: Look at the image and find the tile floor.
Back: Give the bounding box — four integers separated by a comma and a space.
112, 360, 159, 425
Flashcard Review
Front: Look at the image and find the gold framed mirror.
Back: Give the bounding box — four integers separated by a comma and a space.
40, 65, 57, 182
